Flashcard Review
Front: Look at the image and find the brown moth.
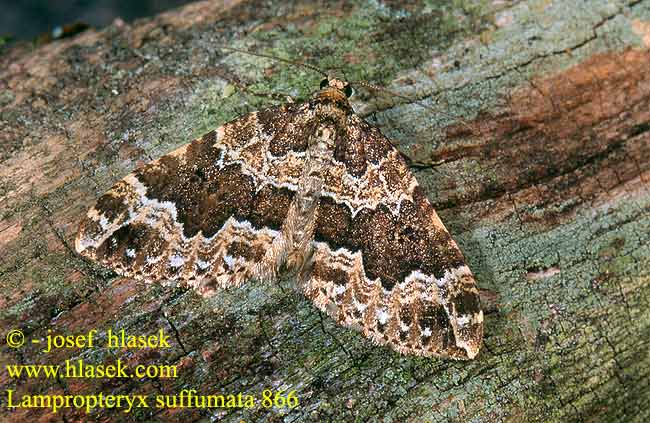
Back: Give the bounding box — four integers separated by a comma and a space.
75, 76, 483, 359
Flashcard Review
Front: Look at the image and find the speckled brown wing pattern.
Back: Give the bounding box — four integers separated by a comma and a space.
76, 79, 483, 359
75, 104, 306, 295
297, 113, 483, 359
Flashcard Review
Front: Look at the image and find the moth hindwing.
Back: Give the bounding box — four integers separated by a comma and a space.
76, 77, 483, 359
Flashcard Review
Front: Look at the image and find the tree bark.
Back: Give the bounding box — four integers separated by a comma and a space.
1, 1, 649, 422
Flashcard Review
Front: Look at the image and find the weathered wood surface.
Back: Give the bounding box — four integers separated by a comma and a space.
1, 1, 649, 422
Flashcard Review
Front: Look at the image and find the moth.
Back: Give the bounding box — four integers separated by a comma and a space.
75, 73, 484, 359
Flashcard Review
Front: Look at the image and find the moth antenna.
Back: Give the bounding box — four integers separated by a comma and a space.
350, 80, 478, 135
217, 45, 328, 78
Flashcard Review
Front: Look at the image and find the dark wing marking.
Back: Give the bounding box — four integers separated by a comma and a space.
300, 115, 483, 359
76, 105, 310, 291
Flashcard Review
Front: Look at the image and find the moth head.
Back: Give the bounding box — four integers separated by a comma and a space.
320, 77, 354, 98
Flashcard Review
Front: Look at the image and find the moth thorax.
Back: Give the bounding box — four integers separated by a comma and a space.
312, 94, 351, 120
